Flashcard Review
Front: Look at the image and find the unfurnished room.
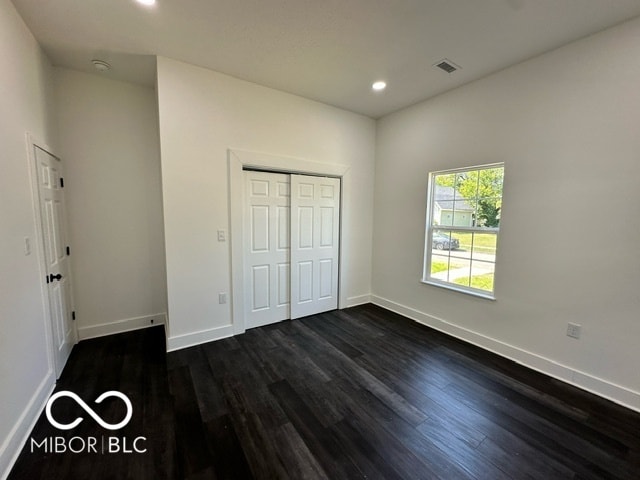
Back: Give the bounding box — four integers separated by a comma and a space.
1, 0, 640, 479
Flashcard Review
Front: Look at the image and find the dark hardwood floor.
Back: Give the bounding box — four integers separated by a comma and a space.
8, 304, 640, 479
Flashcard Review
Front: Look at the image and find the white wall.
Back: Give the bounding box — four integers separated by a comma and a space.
157, 57, 375, 349
373, 17, 640, 410
53, 68, 167, 339
0, 0, 57, 477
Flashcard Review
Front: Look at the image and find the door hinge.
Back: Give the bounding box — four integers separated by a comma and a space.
72, 311, 76, 321
60, 177, 64, 188
66, 246, 70, 256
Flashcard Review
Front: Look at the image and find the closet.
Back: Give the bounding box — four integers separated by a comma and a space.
243, 170, 340, 328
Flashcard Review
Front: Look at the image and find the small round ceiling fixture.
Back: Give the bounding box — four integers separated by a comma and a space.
136, 0, 156, 6
91, 59, 111, 72
372, 81, 387, 92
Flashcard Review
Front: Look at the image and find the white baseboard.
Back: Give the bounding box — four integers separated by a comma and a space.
345, 294, 371, 308
0, 371, 55, 480
371, 295, 640, 413
167, 295, 373, 352
167, 324, 235, 352
77, 313, 167, 341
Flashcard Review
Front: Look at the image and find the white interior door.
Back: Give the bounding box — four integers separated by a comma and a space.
290, 175, 340, 319
244, 171, 291, 328
34, 146, 75, 377
243, 171, 341, 327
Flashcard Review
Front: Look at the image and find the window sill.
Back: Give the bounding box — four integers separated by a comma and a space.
421, 279, 496, 301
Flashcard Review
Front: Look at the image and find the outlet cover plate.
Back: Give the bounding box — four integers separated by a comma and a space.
567, 323, 581, 339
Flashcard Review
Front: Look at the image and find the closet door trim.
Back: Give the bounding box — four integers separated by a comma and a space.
229, 149, 349, 335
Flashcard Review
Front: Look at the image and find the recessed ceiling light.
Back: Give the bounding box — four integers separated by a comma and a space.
136, 0, 156, 6
91, 59, 111, 72
372, 81, 387, 92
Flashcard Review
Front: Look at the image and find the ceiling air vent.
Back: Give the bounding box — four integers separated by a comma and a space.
434, 59, 461, 74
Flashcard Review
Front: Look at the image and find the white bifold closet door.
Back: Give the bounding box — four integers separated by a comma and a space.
244, 171, 340, 328
289, 174, 340, 319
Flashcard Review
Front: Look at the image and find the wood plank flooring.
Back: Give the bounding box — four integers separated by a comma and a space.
8, 304, 640, 479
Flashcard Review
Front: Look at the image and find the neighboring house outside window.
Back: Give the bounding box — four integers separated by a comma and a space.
432, 185, 475, 227
423, 164, 504, 299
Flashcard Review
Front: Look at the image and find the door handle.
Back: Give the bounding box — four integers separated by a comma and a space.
49, 273, 63, 282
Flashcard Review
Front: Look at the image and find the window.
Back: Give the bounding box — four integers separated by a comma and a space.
423, 164, 504, 299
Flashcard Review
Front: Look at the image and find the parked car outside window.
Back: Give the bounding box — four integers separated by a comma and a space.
433, 232, 459, 250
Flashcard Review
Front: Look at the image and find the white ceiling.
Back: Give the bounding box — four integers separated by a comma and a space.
11, 0, 640, 118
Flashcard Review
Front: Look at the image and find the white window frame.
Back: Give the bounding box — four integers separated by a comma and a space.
422, 163, 504, 300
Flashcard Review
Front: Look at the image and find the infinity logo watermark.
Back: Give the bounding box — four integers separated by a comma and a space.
31, 391, 146, 454
45, 391, 132, 430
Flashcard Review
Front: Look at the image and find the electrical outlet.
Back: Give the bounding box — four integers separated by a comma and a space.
217, 230, 226, 242
219, 293, 227, 304
566, 323, 581, 339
